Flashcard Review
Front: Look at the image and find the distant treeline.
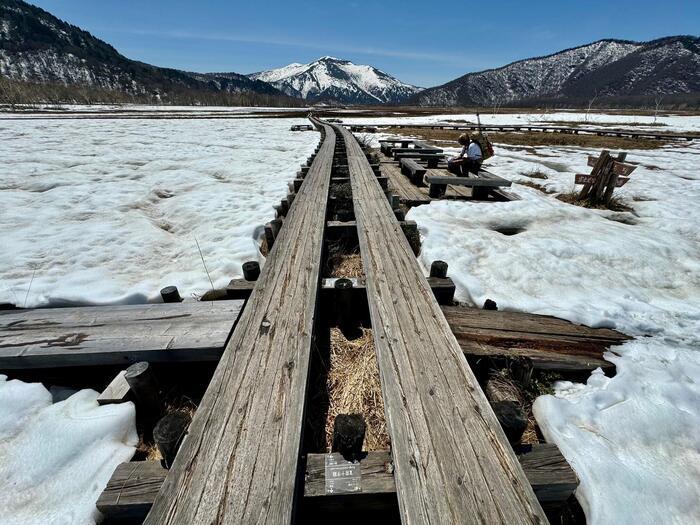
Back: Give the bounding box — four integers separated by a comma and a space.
508, 93, 700, 111
0, 76, 305, 107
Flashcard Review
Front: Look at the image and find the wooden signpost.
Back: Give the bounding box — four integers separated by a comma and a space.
587, 155, 637, 176
575, 174, 629, 187
576, 150, 635, 206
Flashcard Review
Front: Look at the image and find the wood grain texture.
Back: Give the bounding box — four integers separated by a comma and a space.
424, 174, 512, 188
98, 461, 166, 521
443, 306, 629, 371
98, 445, 576, 521
143, 120, 335, 525
97, 370, 130, 405
336, 123, 548, 524
0, 301, 243, 369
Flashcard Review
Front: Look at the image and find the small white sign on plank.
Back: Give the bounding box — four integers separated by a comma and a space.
575, 174, 630, 187
325, 453, 361, 494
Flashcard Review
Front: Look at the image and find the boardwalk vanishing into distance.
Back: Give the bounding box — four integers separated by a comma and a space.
3, 116, 640, 524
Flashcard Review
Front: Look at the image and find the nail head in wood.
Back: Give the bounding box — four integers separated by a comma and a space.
484, 298, 498, 310
332, 414, 366, 461
160, 286, 182, 303
154, 411, 192, 469
124, 361, 160, 419
242, 261, 261, 282
492, 401, 528, 445
429, 260, 448, 279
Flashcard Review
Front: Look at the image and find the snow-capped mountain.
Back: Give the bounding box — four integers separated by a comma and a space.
0, 0, 291, 104
412, 36, 700, 106
249, 56, 423, 104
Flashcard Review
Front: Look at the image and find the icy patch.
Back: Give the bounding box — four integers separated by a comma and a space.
0, 117, 318, 306
0, 375, 137, 525
534, 340, 700, 524
409, 193, 700, 335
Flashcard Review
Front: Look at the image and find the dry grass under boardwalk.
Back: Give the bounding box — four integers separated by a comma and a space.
557, 191, 633, 212
325, 240, 364, 278
325, 327, 389, 451
382, 126, 672, 150
134, 396, 197, 461
517, 180, 554, 194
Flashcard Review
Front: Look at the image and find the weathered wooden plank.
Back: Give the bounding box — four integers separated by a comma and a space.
143, 120, 335, 524
0, 301, 244, 369
336, 122, 547, 524
98, 445, 575, 521
98, 460, 166, 521
517, 444, 578, 511
390, 147, 443, 154
400, 158, 427, 185
425, 174, 512, 188
443, 306, 628, 371
97, 370, 131, 405
382, 163, 431, 205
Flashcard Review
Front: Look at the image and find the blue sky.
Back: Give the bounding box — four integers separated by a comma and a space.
29, 0, 700, 87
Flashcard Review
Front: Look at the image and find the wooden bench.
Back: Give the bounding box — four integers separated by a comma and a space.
399, 158, 426, 185
390, 147, 443, 155
394, 152, 444, 168
426, 170, 512, 198
379, 138, 414, 156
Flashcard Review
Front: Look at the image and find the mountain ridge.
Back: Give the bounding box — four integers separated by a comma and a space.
249, 56, 423, 105
411, 35, 700, 106
0, 0, 298, 105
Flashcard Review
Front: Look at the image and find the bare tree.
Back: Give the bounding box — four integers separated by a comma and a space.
585, 91, 599, 122
492, 99, 502, 116
653, 93, 664, 124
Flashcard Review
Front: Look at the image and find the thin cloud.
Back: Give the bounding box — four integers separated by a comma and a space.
118, 28, 473, 66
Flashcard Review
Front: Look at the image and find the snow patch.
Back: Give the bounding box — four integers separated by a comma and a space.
0, 375, 137, 525
407, 137, 700, 524
0, 117, 318, 307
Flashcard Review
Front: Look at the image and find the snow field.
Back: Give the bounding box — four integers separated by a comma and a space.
344, 110, 700, 134
0, 117, 319, 307
407, 137, 700, 524
0, 375, 137, 525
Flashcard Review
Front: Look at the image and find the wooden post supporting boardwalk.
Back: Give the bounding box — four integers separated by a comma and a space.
144, 120, 335, 524
333, 122, 548, 524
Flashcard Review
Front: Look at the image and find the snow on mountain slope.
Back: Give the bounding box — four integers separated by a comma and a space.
413, 36, 700, 106
250, 56, 422, 104
0, 0, 291, 104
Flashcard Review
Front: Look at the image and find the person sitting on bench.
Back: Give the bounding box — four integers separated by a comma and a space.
447, 133, 482, 176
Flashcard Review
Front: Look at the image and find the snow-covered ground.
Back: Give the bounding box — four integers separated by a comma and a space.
406, 136, 700, 523
344, 110, 700, 133
0, 375, 137, 525
0, 103, 307, 115
0, 117, 318, 307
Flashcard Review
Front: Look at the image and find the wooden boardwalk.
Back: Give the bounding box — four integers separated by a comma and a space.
380, 158, 516, 206
445, 306, 629, 372
98, 444, 576, 521
143, 120, 336, 524
8, 115, 639, 523
347, 122, 700, 141
0, 301, 243, 369
335, 123, 547, 523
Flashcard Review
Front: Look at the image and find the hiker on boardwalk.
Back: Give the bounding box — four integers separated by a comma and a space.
448, 133, 482, 176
